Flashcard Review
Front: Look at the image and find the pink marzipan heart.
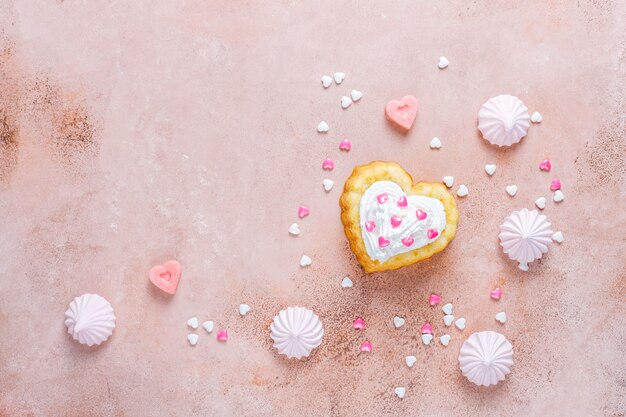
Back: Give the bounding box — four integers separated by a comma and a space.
149, 260, 181, 295
385, 95, 418, 131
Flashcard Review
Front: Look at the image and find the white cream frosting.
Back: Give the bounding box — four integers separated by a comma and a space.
359, 181, 446, 263
270, 307, 323, 359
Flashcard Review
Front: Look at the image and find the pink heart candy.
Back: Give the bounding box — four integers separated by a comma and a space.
427, 229, 439, 239
339, 139, 351, 151
490, 287, 502, 300
378, 236, 390, 248
353, 318, 366, 330
420, 323, 433, 334
550, 178, 561, 191
397, 196, 408, 207
217, 329, 228, 342
298, 205, 310, 218
401, 237, 414, 247
390, 216, 403, 228
429, 293, 442, 306
376, 193, 388, 204
539, 159, 552, 172
360, 341, 373, 353
416, 209, 428, 220
149, 260, 181, 295
322, 158, 334, 170
385, 95, 419, 131
365, 220, 376, 232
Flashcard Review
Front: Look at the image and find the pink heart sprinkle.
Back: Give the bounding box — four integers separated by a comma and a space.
339, 139, 351, 151
401, 237, 414, 247
390, 216, 403, 228
353, 318, 366, 330
360, 341, 373, 353
217, 329, 228, 342
376, 193, 388, 204
416, 209, 428, 220
397, 196, 408, 207
539, 159, 552, 172
550, 178, 561, 191
365, 220, 376, 232
428, 293, 442, 306
420, 323, 433, 334
298, 205, 310, 218
322, 158, 334, 170
490, 287, 502, 300
378, 236, 390, 248
427, 229, 439, 239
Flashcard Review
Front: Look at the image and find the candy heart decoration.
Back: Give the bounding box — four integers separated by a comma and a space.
187, 317, 199, 329
495, 312, 507, 324
353, 318, 366, 330
442, 303, 453, 315
440, 334, 451, 346
341, 276, 353, 288
360, 341, 373, 352
421, 334, 434, 345
394, 387, 406, 399
550, 178, 562, 191
339, 139, 351, 151
421, 323, 433, 334
217, 329, 228, 342
429, 293, 442, 306
149, 260, 182, 295
393, 316, 406, 328
322, 158, 334, 170
405, 356, 417, 367
299, 255, 312, 267
430, 137, 442, 149
442, 176, 454, 188
401, 237, 414, 247
552, 231, 564, 243
531, 111, 543, 123
553, 190, 565, 202
298, 205, 310, 218
490, 288, 503, 300
539, 159, 551, 171
317, 121, 329, 133
506, 185, 518, 197
321, 75, 333, 88
239, 304, 251, 316
535, 197, 547, 210
385, 95, 419, 131
341, 96, 352, 109
390, 216, 403, 228
457, 185, 469, 197
438, 56, 449, 69
485, 164, 497, 176
202, 321, 214, 333
288, 223, 300, 236
323, 179, 334, 192
351, 90, 363, 101
443, 315, 454, 326
455, 317, 466, 330
333, 72, 345, 84
187, 334, 199, 346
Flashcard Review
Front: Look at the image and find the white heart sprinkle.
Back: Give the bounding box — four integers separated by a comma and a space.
442, 176, 454, 188
438, 56, 449, 69
535, 197, 547, 210
187, 317, 199, 329
495, 311, 507, 324
350, 89, 363, 101
455, 317, 466, 330
443, 314, 454, 327
421, 333, 433, 345
341, 96, 352, 109
405, 356, 417, 368
321, 75, 333, 88
553, 190, 565, 202
552, 231, 564, 243
317, 121, 329, 133
518, 262, 529, 271
323, 179, 334, 192
506, 185, 518, 197
239, 304, 251, 316
202, 321, 214, 333
531, 111, 543, 123
341, 276, 353, 288
187, 333, 198, 346
484, 164, 497, 176
393, 316, 406, 329
457, 184, 469, 197
442, 303, 453, 315
288, 223, 300, 236
394, 387, 406, 399
333, 72, 345, 84
439, 334, 451, 346
300, 254, 312, 267
430, 137, 442, 149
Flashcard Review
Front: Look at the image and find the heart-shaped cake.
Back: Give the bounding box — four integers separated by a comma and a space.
340, 161, 458, 272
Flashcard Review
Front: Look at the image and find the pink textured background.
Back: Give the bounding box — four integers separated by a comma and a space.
1, 1, 625, 416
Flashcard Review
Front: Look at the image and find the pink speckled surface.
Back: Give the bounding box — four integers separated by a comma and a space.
1, 1, 625, 416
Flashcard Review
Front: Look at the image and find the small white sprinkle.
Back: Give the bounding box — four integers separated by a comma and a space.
405, 356, 417, 368
333, 72, 345, 84
187, 333, 199, 346
288, 223, 300, 236
457, 185, 469, 197
299, 254, 312, 267
421, 333, 434, 345
317, 121, 329, 133
393, 316, 406, 328
535, 197, 547, 210
484, 164, 497, 176
341, 276, 353, 288
531, 112, 543, 123
394, 387, 406, 399
495, 312, 507, 324
341, 96, 352, 109
443, 314, 454, 327
430, 137, 442, 149
438, 56, 449, 69
454, 317, 466, 330
552, 231, 564, 243
187, 317, 199, 329
442, 303, 453, 315
239, 304, 251, 316
553, 190, 565, 202
439, 334, 451, 346
321, 75, 333, 88
442, 176, 454, 188
202, 321, 214, 333
505, 185, 518, 197
350, 90, 363, 101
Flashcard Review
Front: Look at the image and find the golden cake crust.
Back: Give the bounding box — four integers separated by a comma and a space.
339, 161, 459, 273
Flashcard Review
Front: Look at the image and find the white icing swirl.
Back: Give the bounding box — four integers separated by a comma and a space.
359, 181, 446, 263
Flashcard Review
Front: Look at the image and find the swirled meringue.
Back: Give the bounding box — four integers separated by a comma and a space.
499, 208, 553, 269
270, 307, 323, 359
65, 294, 116, 346
459, 331, 513, 386
478, 95, 530, 146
